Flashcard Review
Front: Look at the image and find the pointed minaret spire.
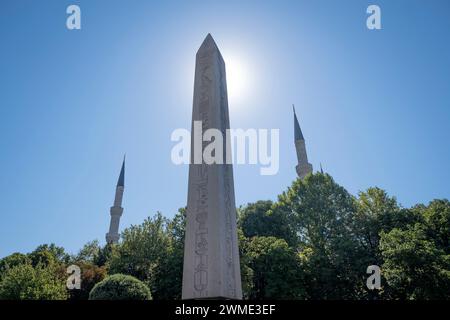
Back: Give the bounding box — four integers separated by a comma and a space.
293, 105, 313, 179
293, 105, 304, 140
106, 156, 126, 244
320, 163, 324, 174
117, 155, 125, 187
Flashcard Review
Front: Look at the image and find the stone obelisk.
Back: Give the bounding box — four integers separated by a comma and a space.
182, 34, 242, 300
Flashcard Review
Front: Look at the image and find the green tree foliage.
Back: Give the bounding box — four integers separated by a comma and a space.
354, 188, 421, 265
152, 208, 185, 299
275, 173, 366, 299
1, 173, 448, 300
237, 228, 254, 299
29, 243, 70, 267
89, 274, 151, 300
74, 240, 102, 264
72, 240, 112, 268
354, 188, 401, 264
238, 200, 297, 246
235, 174, 449, 300
380, 217, 450, 299
421, 199, 450, 253
108, 213, 176, 299
353, 188, 425, 298
108, 213, 169, 281
0, 263, 68, 300
0, 244, 69, 300
0, 253, 31, 281
243, 236, 305, 299
96, 243, 114, 267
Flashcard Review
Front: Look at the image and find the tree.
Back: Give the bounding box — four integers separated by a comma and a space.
0, 253, 31, 281
29, 243, 70, 267
421, 199, 450, 253
74, 240, 101, 264
354, 188, 421, 265
275, 173, 366, 299
0, 263, 68, 300
243, 236, 305, 299
152, 208, 186, 299
89, 274, 151, 300
1, 174, 449, 301
95, 243, 114, 267
380, 224, 450, 299
354, 188, 400, 263
107, 213, 171, 297
237, 228, 254, 299
238, 200, 297, 246
353, 188, 425, 299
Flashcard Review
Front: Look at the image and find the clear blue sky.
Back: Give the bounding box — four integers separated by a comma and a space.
1, 0, 449, 258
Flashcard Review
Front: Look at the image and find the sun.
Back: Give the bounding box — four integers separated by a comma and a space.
225, 56, 250, 104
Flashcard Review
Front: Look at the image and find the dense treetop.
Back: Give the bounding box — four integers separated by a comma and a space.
0, 173, 448, 300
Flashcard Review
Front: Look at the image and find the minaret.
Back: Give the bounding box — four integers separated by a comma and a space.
293, 105, 313, 179
106, 156, 125, 244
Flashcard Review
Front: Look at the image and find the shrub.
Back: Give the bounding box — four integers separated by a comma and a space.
89, 274, 152, 300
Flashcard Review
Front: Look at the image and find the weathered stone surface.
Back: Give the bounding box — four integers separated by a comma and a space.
182, 34, 243, 300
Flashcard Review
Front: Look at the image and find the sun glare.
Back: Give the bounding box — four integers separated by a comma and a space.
225, 56, 250, 105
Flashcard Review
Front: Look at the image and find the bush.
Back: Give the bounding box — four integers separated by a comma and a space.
89, 274, 152, 300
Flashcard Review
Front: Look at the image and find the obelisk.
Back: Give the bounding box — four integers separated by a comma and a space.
182, 34, 243, 300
